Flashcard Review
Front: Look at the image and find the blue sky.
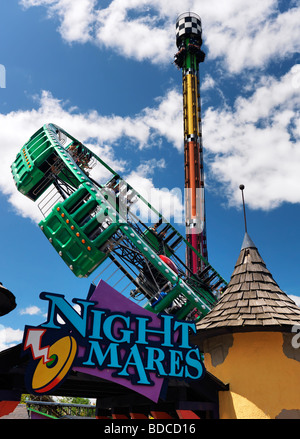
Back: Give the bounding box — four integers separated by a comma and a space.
0, 0, 299, 349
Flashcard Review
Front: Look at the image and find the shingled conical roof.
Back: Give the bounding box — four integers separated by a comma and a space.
196, 233, 300, 339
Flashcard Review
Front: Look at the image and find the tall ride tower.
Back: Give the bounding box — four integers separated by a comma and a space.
174, 12, 207, 275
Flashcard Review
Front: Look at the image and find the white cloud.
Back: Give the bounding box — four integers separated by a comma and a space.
20, 0, 97, 43
201, 0, 300, 72
201, 74, 216, 91
19, 305, 42, 315
203, 64, 300, 210
289, 295, 300, 308
95, 0, 173, 64
19, 0, 300, 72
0, 325, 23, 351
1, 89, 182, 221
140, 90, 182, 151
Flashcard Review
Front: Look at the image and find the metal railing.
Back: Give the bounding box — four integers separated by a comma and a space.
26, 400, 96, 419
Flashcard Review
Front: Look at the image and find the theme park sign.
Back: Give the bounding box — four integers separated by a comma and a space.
22, 281, 204, 402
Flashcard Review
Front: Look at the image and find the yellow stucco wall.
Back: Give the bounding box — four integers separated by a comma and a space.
203, 331, 300, 419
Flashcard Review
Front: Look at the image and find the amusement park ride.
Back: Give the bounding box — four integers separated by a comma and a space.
10, 13, 226, 323
174, 12, 207, 274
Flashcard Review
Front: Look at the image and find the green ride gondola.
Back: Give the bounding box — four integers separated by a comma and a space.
11, 123, 226, 321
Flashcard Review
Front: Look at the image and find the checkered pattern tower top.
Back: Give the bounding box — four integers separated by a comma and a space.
176, 12, 202, 47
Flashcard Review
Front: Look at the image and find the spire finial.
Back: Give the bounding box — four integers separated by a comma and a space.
239, 184, 247, 234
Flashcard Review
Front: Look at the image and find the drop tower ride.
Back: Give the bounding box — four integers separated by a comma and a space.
174, 12, 207, 275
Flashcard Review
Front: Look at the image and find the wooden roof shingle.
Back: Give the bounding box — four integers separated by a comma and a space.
196, 233, 300, 339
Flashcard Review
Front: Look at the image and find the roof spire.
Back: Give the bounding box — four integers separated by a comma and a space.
239, 184, 256, 249
239, 184, 247, 234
